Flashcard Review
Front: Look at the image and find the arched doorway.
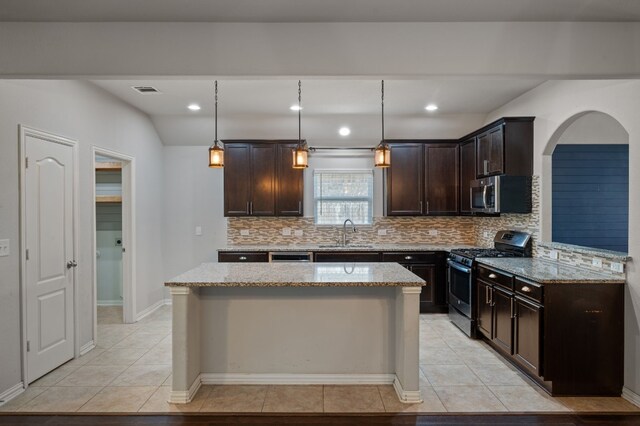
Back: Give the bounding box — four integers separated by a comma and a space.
546, 111, 630, 252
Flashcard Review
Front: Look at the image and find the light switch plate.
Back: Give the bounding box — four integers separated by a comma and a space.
240, 229, 250, 236
428, 230, 438, 236
294, 230, 303, 237
610, 262, 624, 273
549, 250, 559, 260
592, 258, 602, 268
0, 239, 9, 257
377, 229, 387, 236
483, 231, 490, 238
282, 228, 292, 236
195, 226, 202, 236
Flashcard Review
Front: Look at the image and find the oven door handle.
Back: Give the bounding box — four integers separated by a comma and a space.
447, 259, 471, 274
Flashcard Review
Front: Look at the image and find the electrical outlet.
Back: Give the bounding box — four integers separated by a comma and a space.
610, 262, 624, 273
195, 226, 202, 236
428, 229, 438, 236
377, 229, 387, 236
294, 230, 303, 237
592, 258, 602, 268
0, 239, 9, 257
281, 228, 292, 236
240, 229, 250, 236
549, 250, 559, 260
483, 231, 490, 238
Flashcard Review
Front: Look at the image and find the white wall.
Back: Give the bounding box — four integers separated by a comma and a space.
0, 80, 165, 394
485, 79, 640, 397
1, 23, 639, 77
162, 146, 226, 283
556, 111, 629, 145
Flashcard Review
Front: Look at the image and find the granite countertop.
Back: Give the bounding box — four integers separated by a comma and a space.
537, 241, 630, 262
477, 258, 626, 284
217, 244, 476, 253
166, 262, 426, 288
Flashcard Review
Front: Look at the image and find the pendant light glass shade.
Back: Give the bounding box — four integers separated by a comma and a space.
208, 80, 224, 168
375, 80, 390, 168
209, 140, 224, 168
292, 142, 308, 169
374, 142, 391, 168
292, 80, 308, 169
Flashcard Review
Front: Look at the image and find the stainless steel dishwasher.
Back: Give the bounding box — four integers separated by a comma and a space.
268, 252, 313, 262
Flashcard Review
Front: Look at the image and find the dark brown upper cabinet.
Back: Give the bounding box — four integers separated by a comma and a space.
384, 141, 459, 216
425, 144, 459, 215
459, 137, 476, 214
460, 117, 534, 179
224, 140, 303, 217
276, 143, 304, 216
384, 143, 424, 216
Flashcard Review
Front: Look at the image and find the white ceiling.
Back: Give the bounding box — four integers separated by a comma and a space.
91, 78, 543, 147
91, 79, 544, 116
2, 0, 640, 22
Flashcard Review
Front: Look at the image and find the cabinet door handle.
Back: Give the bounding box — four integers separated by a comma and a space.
298, 201, 302, 214
488, 273, 497, 279
404, 255, 413, 260
246, 202, 250, 214
250, 201, 253, 215
239, 256, 247, 261
419, 201, 423, 214
485, 285, 490, 304
484, 159, 489, 175
521, 285, 532, 293
510, 298, 516, 319
426, 201, 429, 215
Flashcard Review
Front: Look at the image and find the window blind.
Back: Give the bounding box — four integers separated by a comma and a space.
313, 170, 373, 225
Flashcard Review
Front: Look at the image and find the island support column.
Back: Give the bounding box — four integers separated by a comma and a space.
169, 287, 201, 403
394, 286, 423, 403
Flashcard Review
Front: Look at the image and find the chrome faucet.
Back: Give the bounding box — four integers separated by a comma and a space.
342, 219, 357, 246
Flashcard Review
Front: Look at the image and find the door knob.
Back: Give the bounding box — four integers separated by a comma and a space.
66, 260, 78, 269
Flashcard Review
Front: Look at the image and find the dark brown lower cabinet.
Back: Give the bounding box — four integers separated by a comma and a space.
476, 280, 493, 339
476, 264, 624, 396
491, 286, 514, 355
313, 252, 381, 262
513, 296, 542, 377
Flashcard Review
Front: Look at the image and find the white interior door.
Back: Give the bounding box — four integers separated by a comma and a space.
25, 134, 75, 383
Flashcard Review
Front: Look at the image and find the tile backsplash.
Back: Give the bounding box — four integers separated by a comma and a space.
228, 176, 541, 250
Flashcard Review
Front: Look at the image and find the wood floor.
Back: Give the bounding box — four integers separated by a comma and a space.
1, 414, 640, 425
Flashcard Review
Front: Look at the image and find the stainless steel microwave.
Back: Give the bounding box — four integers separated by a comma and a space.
470, 175, 532, 214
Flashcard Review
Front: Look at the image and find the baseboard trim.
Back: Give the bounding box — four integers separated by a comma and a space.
622, 386, 640, 408
79, 340, 96, 356
97, 300, 123, 306
0, 382, 24, 406
169, 375, 201, 404
135, 299, 168, 322
392, 376, 423, 404
200, 373, 395, 386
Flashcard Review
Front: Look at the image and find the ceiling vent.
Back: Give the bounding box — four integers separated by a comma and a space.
132, 86, 161, 94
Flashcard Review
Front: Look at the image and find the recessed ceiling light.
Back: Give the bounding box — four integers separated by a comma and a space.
425, 104, 438, 112
188, 104, 201, 111
290, 105, 303, 111
339, 127, 351, 136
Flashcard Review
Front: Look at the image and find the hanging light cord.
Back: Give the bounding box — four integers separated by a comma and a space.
381, 80, 385, 143
214, 80, 218, 143
298, 80, 302, 144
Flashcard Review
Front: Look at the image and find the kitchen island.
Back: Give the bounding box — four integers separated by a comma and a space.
165, 262, 425, 404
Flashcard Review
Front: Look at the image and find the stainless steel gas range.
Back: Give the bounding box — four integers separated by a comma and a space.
447, 230, 532, 338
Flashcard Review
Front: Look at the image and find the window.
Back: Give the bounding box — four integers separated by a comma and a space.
313, 170, 373, 225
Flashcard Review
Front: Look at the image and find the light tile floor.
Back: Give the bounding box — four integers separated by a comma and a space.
1, 308, 638, 414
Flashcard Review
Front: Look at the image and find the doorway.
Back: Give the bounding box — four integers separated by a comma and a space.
92, 147, 135, 343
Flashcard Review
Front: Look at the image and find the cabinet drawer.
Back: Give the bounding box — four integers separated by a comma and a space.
477, 265, 513, 290
314, 252, 381, 262
218, 252, 269, 263
381, 252, 436, 264
515, 277, 543, 304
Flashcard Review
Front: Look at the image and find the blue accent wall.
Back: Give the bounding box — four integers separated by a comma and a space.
552, 144, 628, 252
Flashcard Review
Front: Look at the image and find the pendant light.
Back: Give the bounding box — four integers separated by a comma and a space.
374, 80, 391, 168
292, 80, 309, 169
208, 80, 224, 168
